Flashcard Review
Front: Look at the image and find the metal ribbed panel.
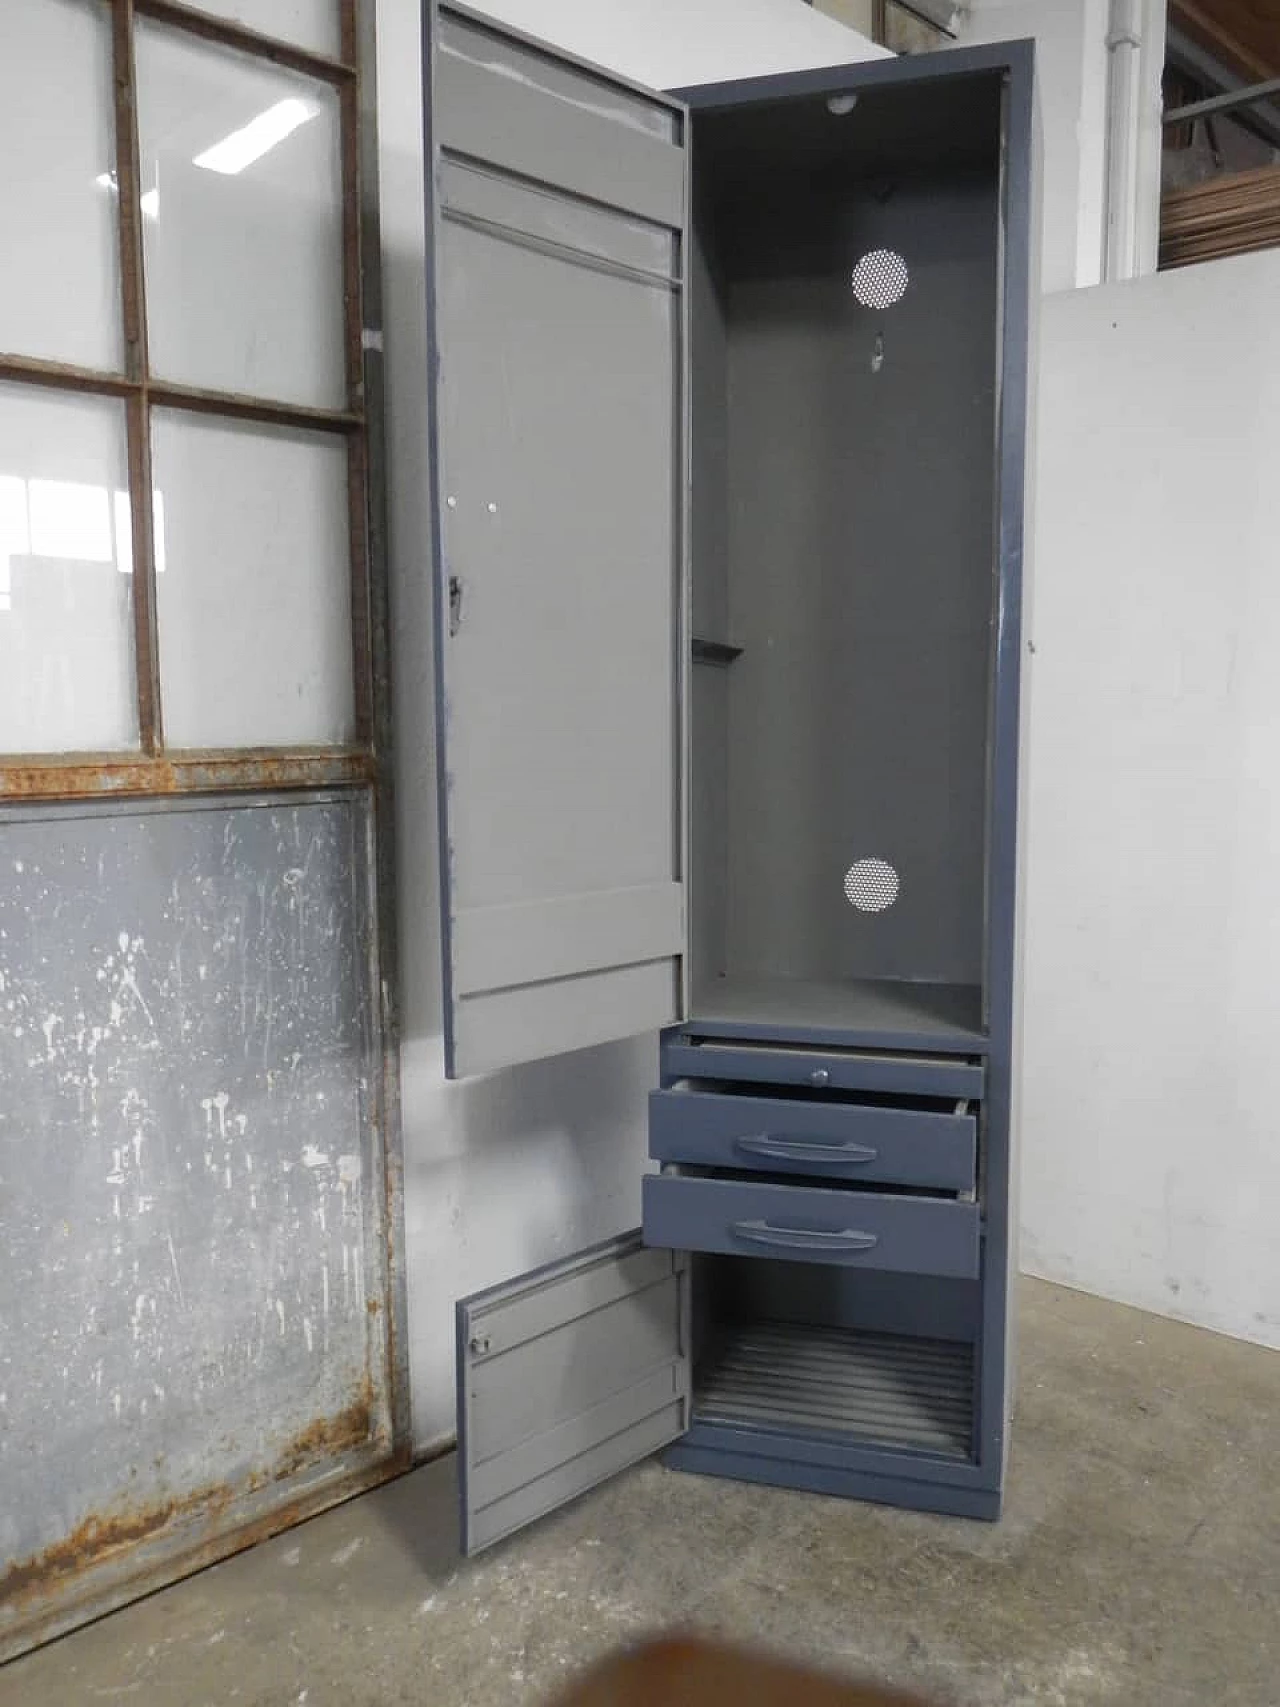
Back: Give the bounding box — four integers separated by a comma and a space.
694, 1322, 974, 1459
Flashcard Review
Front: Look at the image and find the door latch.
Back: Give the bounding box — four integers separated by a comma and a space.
449, 575, 464, 636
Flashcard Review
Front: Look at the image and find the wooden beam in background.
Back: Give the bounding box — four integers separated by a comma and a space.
1161, 162, 1280, 266
1170, 1, 1280, 86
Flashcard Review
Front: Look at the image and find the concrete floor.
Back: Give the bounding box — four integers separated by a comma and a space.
3, 1276, 1277, 1707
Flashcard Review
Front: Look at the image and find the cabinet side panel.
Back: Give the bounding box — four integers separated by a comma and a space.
978, 45, 1038, 1483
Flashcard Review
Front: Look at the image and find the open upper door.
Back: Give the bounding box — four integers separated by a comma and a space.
457, 1233, 691, 1554
427, 7, 690, 1078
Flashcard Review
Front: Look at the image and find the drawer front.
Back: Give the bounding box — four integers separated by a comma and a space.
648, 1088, 975, 1192
642, 1174, 980, 1279
661, 1040, 983, 1101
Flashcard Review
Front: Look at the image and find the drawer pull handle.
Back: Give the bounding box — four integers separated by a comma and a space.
730, 1219, 880, 1254
735, 1135, 878, 1165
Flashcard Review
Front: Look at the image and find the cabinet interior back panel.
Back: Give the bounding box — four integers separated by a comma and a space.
689, 79, 1003, 1008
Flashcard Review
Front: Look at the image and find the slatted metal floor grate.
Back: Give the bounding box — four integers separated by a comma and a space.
694, 1321, 975, 1459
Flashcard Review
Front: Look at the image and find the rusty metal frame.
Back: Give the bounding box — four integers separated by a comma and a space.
0, 0, 372, 800
351, 0, 411, 1473
113, 0, 163, 752
0, 0, 411, 1664
5, 1414, 412, 1664
0, 748, 376, 801
134, 0, 358, 83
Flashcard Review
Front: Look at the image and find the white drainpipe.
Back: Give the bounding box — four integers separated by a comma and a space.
1103, 0, 1144, 280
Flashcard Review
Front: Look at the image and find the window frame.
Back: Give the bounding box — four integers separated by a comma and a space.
0, 0, 385, 803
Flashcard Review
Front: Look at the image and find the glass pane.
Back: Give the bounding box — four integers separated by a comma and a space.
136, 26, 345, 409
183, 0, 340, 58
0, 384, 138, 754
152, 411, 354, 748
0, 0, 122, 370
810, 0, 876, 32
885, 4, 947, 53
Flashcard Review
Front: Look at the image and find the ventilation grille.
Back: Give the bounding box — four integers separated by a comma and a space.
852, 248, 909, 308
695, 1322, 974, 1459
845, 858, 899, 912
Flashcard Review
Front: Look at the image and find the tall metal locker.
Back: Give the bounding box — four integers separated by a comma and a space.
423, 3, 1037, 1554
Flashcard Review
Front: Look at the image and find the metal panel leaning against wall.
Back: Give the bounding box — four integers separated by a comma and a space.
0, 0, 407, 1661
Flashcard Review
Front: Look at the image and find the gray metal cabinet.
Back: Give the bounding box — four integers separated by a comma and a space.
427, 3, 1037, 1552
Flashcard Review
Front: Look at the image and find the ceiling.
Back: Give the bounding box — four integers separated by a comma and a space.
1169, 0, 1280, 83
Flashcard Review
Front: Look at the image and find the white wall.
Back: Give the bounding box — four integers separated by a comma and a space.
951, 0, 1165, 290
448, 0, 889, 87
375, 0, 886, 1450
955, 0, 1106, 292
1023, 248, 1280, 1351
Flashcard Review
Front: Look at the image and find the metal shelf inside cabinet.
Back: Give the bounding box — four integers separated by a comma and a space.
686, 974, 987, 1051
695, 1320, 975, 1460
692, 637, 744, 666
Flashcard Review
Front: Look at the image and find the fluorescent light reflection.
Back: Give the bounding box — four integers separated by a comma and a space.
192, 98, 317, 176
0, 478, 165, 616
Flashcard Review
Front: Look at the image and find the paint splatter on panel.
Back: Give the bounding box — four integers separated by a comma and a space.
0, 797, 386, 1603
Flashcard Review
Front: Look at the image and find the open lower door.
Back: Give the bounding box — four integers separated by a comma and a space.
457, 1233, 691, 1555
427, 7, 690, 1079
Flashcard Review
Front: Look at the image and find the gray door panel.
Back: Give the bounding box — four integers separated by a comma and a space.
430, 8, 689, 1078
457, 1233, 690, 1554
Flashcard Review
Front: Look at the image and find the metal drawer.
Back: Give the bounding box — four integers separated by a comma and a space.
642, 1173, 980, 1279
661, 1039, 983, 1101
649, 1086, 975, 1192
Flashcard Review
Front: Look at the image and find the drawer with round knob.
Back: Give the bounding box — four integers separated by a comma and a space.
660, 1037, 983, 1101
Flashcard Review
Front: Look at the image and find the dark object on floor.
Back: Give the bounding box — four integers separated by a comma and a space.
549, 1636, 926, 1707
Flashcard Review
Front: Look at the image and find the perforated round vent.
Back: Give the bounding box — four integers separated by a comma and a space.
851, 249, 909, 309
844, 858, 899, 913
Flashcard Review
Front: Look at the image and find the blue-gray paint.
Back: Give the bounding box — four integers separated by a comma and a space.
664, 1435, 1002, 1520
672, 1416, 993, 1488
642, 1174, 981, 1279
974, 34, 1038, 1496
450, 20, 1036, 1541
679, 982, 990, 1056
649, 1086, 977, 1192
667, 43, 1035, 1514
669, 37, 1033, 110
662, 1038, 984, 1101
